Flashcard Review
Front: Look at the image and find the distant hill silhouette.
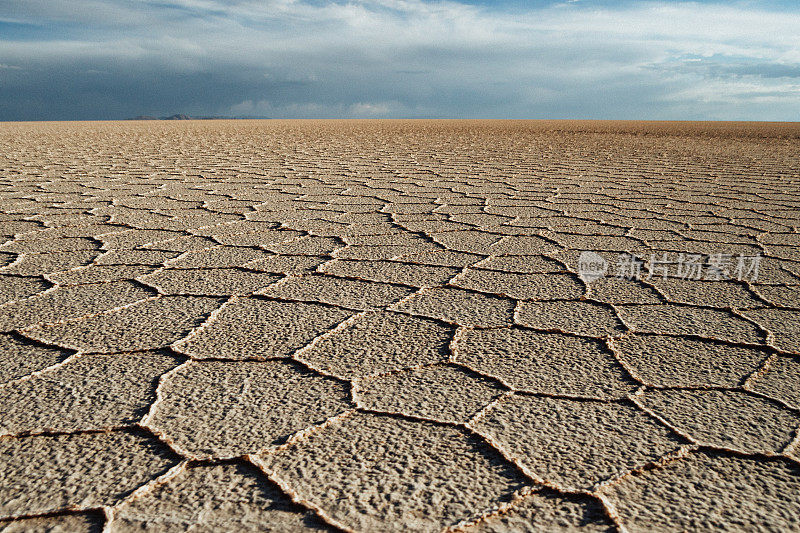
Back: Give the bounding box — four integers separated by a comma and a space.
126, 114, 238, 120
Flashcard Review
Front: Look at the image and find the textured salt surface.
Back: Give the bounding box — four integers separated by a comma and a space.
0, 119, 798, 531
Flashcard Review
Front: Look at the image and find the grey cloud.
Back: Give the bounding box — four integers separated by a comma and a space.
704, 63, 800, 79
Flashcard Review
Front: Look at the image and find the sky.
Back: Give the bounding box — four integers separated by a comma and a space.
1, 0, 798, 120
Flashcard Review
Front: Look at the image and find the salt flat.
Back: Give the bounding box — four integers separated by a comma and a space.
0, 119, 798, 532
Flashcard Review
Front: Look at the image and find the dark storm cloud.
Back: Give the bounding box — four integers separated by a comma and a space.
0, 58, 314, 121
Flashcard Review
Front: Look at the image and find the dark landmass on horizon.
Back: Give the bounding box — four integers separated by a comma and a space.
127, 114, 233, 120
126, 114, 266, 120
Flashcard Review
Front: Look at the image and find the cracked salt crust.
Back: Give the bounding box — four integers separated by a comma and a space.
0, 120, 799, 531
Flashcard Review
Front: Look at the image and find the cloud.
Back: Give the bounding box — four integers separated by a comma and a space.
1, 0, 798, 120
228, 99, 400, 118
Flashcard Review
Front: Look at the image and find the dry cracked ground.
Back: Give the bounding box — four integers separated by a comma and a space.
0, 119, 799, 532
